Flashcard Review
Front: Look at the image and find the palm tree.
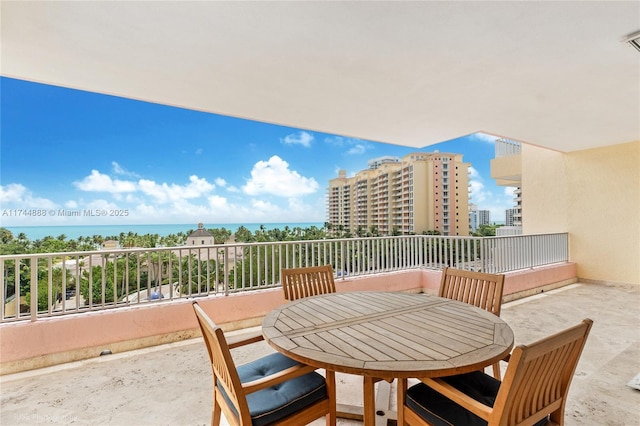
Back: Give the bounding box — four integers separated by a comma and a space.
0, 227, 14, 244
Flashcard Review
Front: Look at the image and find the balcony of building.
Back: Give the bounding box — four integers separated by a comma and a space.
1, 263, 638, 426
1, 2, 639, 424
2, 234, 574, 374
490, 140, 522, 187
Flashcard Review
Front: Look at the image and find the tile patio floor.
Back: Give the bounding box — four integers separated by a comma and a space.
1, 282, 638, 425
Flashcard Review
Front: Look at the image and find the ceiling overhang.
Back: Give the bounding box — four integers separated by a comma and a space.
2, 1, 639, 152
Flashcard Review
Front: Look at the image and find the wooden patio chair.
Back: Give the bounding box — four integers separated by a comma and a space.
439, 267, 505, 379
397, 318, 593, 426
192, 302, 336, 426
280, 264, 387, 421
281, 264, 336, 301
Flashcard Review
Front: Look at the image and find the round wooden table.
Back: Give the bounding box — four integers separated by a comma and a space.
262, 291, 514, 425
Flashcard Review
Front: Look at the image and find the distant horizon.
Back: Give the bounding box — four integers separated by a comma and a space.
1, 222, 324, 241
3, 220, 505, 241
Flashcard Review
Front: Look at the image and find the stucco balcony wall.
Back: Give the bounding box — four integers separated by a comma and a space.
0, 265, 572, 375
490, 153, 522, 186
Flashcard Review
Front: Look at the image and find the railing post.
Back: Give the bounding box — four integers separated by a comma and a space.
480, 239, 486, 273
340, 239, 345, 279
530, 235, 534, 269
30, 256, 37, 322
0, 259, 4, 321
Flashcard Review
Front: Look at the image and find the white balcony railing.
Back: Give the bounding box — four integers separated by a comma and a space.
0, 233, 568, 323
495, 138, 521, 158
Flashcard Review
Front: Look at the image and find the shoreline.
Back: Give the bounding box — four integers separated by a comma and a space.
2, 222, 325, 241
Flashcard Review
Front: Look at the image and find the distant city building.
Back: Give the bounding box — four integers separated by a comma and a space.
491, 139, 524, 237
327, 151, 470, 236
498, 207, 523, 235
478, 210, 491, 226
186, 223, 214, 245
102, 240, 119, 249
327, 170, 352, 233
469, 203, 479, 232
491, 139, 523, 226
367, 156, 400, 169
513, 187, 522, 226
505, 208, 517, 226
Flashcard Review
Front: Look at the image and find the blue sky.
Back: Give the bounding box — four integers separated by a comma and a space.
0, 77, 515, 227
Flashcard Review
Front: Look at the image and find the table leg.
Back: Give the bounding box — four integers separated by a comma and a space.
363, 376, 376, 425
375, 379, 394, 426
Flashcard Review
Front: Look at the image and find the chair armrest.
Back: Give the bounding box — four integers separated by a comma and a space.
421, 377, 493, 421
242, 364, 318, 394
226, 329, 265, 349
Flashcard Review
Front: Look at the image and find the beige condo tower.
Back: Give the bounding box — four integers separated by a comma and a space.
327, 152, 470, 236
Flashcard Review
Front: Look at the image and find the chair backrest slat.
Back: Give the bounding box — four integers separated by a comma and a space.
192, 302, 251, 424
438, 267, 505, 316
281, 265, 336, 301
490, 319, 593, 426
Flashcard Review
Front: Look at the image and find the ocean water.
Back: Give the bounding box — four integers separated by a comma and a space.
3, 222, 324, 241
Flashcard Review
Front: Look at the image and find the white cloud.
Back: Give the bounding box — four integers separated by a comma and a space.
324, 136, 347, 146
471, 133, 499, 144
85, 198, 120, 211
347, 144, 366, 155
134, 202, 165, 219
207, 195, 230, 210
250, 199, 280, 214
284, 197, 318, 218
129, 200, 216, 225
75, 170, 137, 193
282, 131, 314, 148
111, 161, 140, 177
0, 183, 57, 209
0, 183, 27, 203
325, 136, 370, 156
468, 166, 488, 203
76, 170, 215, 204
138, 175, 215, 203
242, 156, 319, 197
0, 147, 329, 226
469, 180, 487, 203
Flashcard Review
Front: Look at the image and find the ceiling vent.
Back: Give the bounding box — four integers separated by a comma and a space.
623, 31, 640, 53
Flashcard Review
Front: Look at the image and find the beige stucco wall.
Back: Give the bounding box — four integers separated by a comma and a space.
490, 153, 522, 186
523, 141, 639, 285
521, 144, 569, 234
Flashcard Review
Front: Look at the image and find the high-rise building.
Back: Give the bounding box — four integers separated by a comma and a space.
478, 210, 491, 226
505, 208, 517, 226
326, 170, 352, 232
492, 139, 523, 226
469, 203, 478, 232
513, 187, 522, 226
327, 152, 470, 236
